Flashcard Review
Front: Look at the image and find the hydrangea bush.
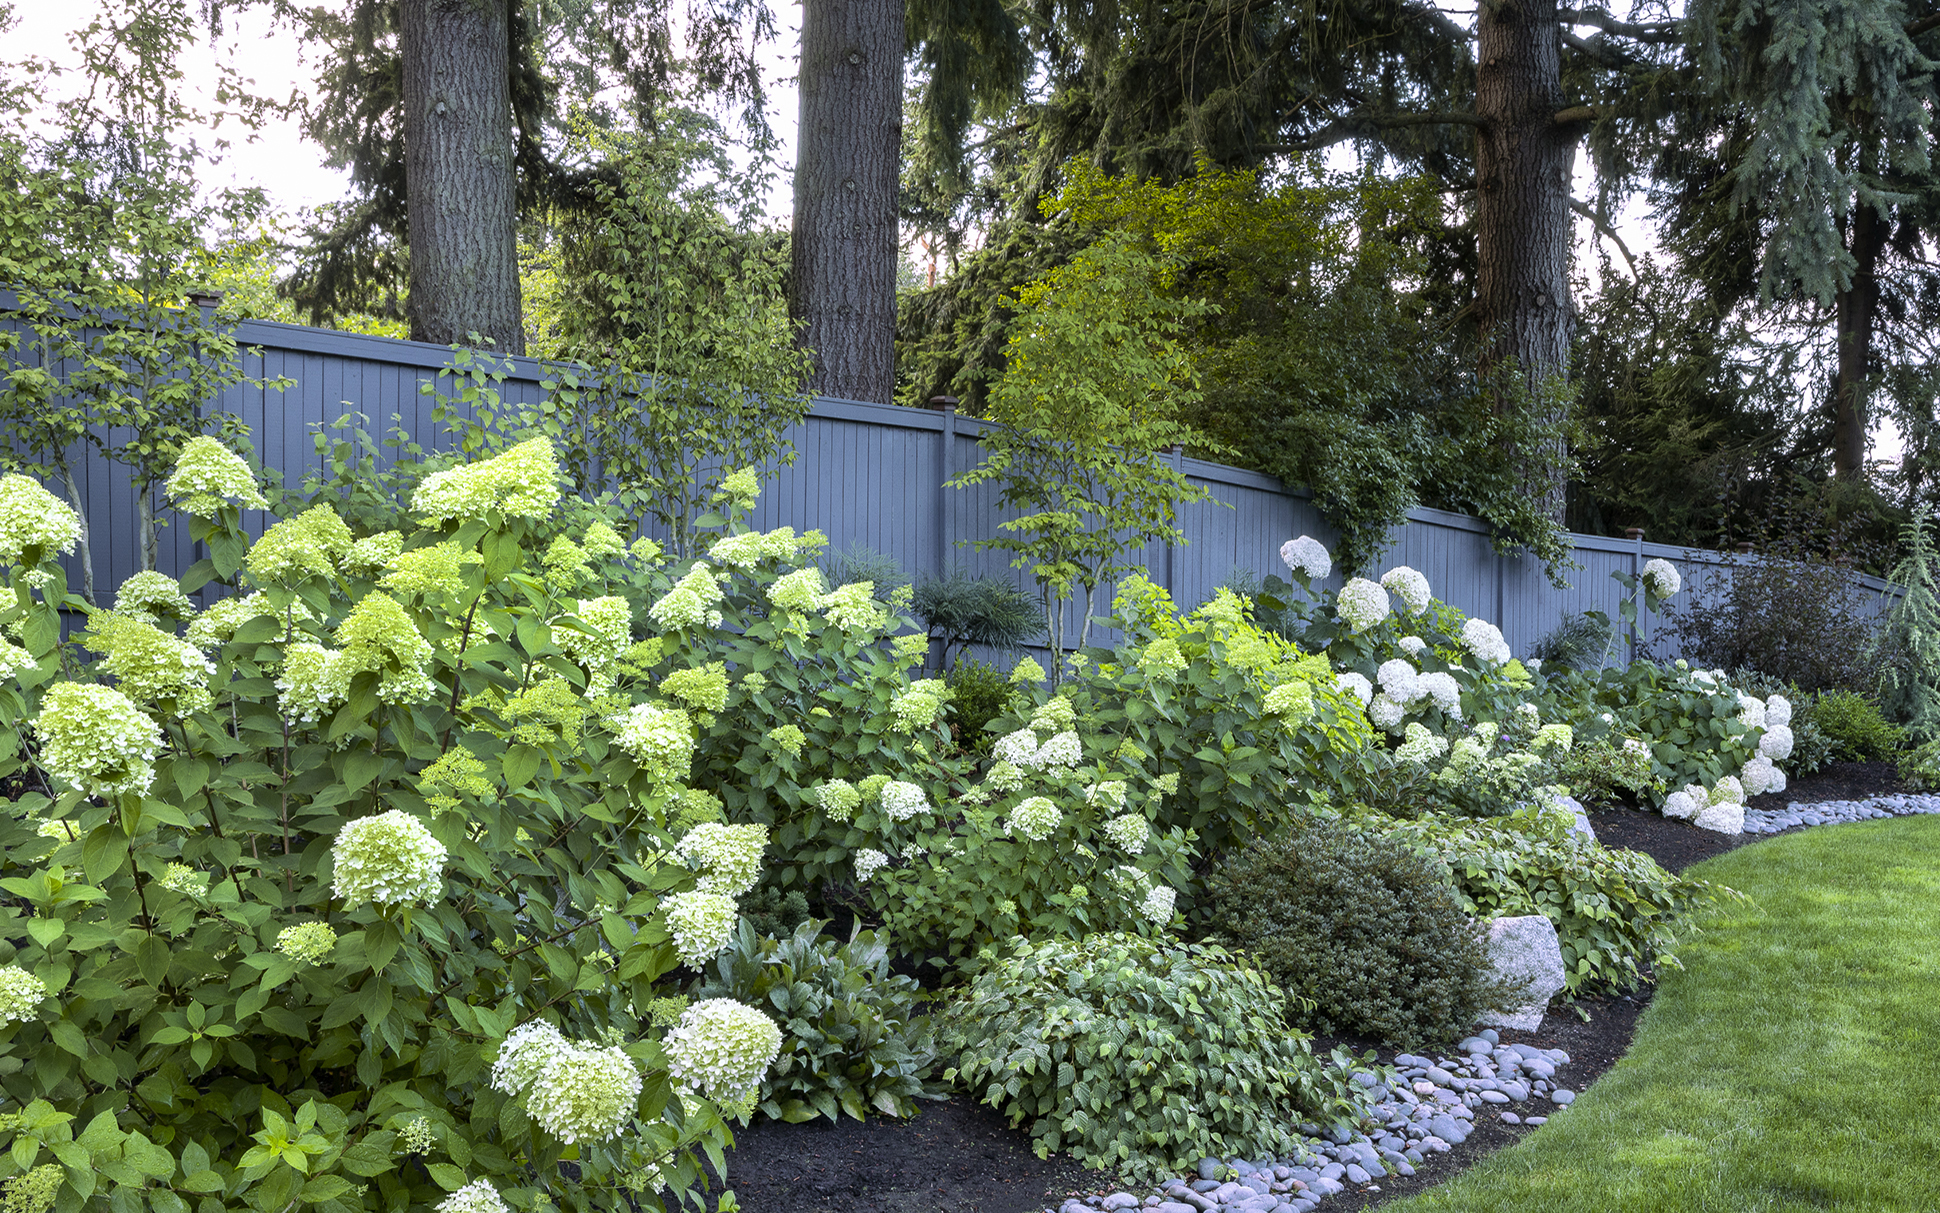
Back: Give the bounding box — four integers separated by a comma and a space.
0, 449, 808, 1212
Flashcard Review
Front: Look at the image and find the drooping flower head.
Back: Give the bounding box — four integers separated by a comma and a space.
1335, 578, 1390, 633
1417, 671, 1462, 718
1395, 722, 1449, 764
32, 682, 164, 797
79, 612, 217, 713
526, 1042, 643, 1144
275, 921, 339, 965
0, 965, 48, 1025
246, 505, 354, 584
1368, 693, 1406, 730
0, 474, 82, 568
1740, 754, 1778, 798
1460, 618, 1512, 665
331, 810, 446, 908
165, 436, 268, 516
335, 592, 439, 706
411, 437, 562, 523
1279, 536, 1332, 582
1380, 567, 1432, 614
677, 822, 767, 896
611, 704, 695, 784
1007, 796, 1063, 841
662, 998, 783, 1109
1641, 558, 1682, 600
114, 571, 195, 624
664, 891, 741, 967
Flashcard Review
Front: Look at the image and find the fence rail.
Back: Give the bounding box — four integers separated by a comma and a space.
5, 312, 1901, 663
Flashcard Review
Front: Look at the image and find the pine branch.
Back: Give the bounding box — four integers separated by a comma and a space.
1558, 8, 1681, 43
1260, 111, 1487, 154
1553, 105, 1601, 125
1572, 197, 1638, 275
1909, 14, 1940, 38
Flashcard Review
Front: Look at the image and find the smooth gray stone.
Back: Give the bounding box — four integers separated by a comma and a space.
1501, 1081, 1531, 1101
1308, 1177, 1344, 1197
1429, 1113, 1468, 1144
1480, 1028, 1500, 1043
1153, 1204, 1198, 1213
1174, 1193, 1215, 1212
1404, 1148, 1424, 1164
1525, 1116, 1547, 1125
1424, 1066, 1456, 1085
1102, 1195, 1141, 1211
1318, 1163, 1345, 1181
1198, 1159, 1225, 1181
1551, 1088, 1576, 1105
1479, 1090, 1510, 1104
1242, 1175, 1274, 1196
1061, 1202, 1091, 1213
1343, 1164, 1372, 1184
1456, 1036, 1492, 1053
1210, 1182, 1248, 1203
1288, 1169, 1317, 1184
1232, 1197, 1277, 1213
1501, 1111, 1521, 1124
1190, 1180, 1221, 1194
1272, 1166, 1291, 1181
1391, 1160, 1416, 1177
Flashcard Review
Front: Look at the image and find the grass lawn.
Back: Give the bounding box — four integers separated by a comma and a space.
1385, 814, 1940, 1213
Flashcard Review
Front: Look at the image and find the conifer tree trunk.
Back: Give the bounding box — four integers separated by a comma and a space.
1474, 0, 1574, 520
400, 0, 525, 354
790, 0, 902, 403
1833, 201, 1886, 481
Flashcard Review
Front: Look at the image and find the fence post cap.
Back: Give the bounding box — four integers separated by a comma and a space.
926, 395, 959, 412
1624, 527, 1645, 540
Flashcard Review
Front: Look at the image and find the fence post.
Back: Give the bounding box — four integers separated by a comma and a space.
1166, 444, 1183, 599
930, 397, 958, 672
1626, 527, 1645, 664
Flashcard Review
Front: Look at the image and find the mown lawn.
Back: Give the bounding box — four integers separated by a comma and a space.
1386, 814, 1940, 1213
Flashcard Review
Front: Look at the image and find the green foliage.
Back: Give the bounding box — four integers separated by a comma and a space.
1339, 804, 1733, 997
1207, 820, 1498, 1046
939, 934, 1361, 1183
1896, 738, 1940, 790
1533, 613, 1614, 673
941, 656, 1016, 758
1877, 507, 1940, 742
1550, 660, 1764, 798
1805, 691, 1906, 762
912, 570, 1043, 668
691, 920, 939, 1124
948, 231, 1227, 662
1548, 737, 1662, 804
819, 545, 910, 603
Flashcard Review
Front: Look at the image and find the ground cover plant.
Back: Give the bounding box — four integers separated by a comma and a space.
1382, 815, 1940, 1213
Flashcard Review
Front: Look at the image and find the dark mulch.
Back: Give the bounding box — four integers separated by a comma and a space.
710, 761, 1910, 1212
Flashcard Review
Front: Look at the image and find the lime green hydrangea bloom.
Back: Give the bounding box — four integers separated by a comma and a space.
164, 436, 268, 516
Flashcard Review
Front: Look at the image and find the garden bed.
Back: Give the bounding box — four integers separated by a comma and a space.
709, 760, 1910, 1212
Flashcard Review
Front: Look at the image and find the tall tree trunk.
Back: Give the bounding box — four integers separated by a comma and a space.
790, 0, 902, 403
400, 0, 525, 355
1833, 201, 1886, 481
58, 464, 96, 606
1474, 0, 1574, 521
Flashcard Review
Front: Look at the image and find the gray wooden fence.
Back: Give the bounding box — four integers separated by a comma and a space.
7, 313, 1901, 664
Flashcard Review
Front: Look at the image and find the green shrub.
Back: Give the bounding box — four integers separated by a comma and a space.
691, 920, 939, 1123
912, 571, 1043, 668
1549, 736, 1660, 802
1788, 713, 1837, 776
1206, 820, 1499, 1045
1341, 803, 1734, 995
939, 934, 1361, 1183
1807, 690, 1907, 762
1896, 738, 1940, 790
1875, 506, 1940, 741
942, 655, 1016, 757
1532, 613, 1613, 672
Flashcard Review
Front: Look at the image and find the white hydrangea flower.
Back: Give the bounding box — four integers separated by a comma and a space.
1417, 672, 1462, 718
853, 848, 890, 883
526, 1042, 643, 1145
165, 436, 268, 516
984, 762, 1025, 794
815, 780, 862, 822
1759, 724, 1795, 760
1460, 618, 1511, 665
992, 728, 1039, 767
890, 681, 948, 732
663, 998, 783, 1108
1740, 754, 1778, 798
665, 892, 740, 968
1395, 722, 1449, 765
1084, 780, 1128, 809
275, 922, 338, 965
492, 1021, 571, 1096
1737, 694, 1767, 731
1641, 558, 1682, 599
1710, 776, 1746, 806
766, 567, 828, 615
1103, 813, 1147, 854
0, 473, 83, 566
331, 810, 446, 909
1380, 567, 1432, 614
0, 965, 48, 1025
879, 780, 931, 821
1770, 766, 1788, 794
1137, 638, 1187, 679
822, 582, 887, 632
1139, 885, 1177, 925
1007, 796, 1063, 842
1531, 724, 1574, 753
1397, 635, 1427, 657
650, 564, 726, 631
1034, 731, 1083, 769
1336, 672, 1374, 708
612, 704, 695, 785
1694, 798, 1744, 835
1010, 657, 1046, 684
1661, 789, 1698, 820
437, 1180, 510, 1213
411, 437, 561, 523
32, 682, 164, 798
678, 823, 767, 897
1376, 659, 1421, 704
0, 638, 36, 681
114, 571, 196, 623
1765, 695, 1793, 727
1335, 578, 1390, 633
246, 505, 354, 584
1262, 681, 1314, 723
158, 863, 208, 895
82, 611, 217, 714
1279, 536, 1332, 581
341, 530, 406, 574
1368, 693, 1405, 730
558, 596, 631, 670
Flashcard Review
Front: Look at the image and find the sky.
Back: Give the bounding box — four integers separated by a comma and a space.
4, 1, 1904, 464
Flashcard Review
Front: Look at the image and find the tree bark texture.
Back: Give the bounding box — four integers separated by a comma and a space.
790, 0, 903, 403
401, 0, 525, 355
1474, 0, 1574, 519
1833, 201, 1886, 481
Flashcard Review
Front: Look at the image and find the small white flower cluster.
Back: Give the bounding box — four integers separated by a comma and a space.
1010, 657, 1046, 684
650, 563, 727, 631
1139, 885, 1177, 925
1664, 778, 1747, 834
1740, 754, 1785, 797
1368, 694, 1406, 730
1766, 695, 1793, 727
678, 822, 766, 896
664, 891, 741, 967
1084, 780, 1128, 808
1420, 672, 1462, 717
611, 704, 695, 785
412, 437, 562, 523
1336, 672, 1373, 708
185, 592, 284, 649
342, 530, 406, 574
1641, 558, 1682, 599
246, 505, 354, 584
853, 848, 890, 882
1460, 618, 1511, 665
707, 527, 824, 569
822, 582, 888, 633
158, 863, 208, 896
114, 571, 196, 624
1395, 722, 1449, 765
662, 998, 783, 1110
878, 780, 931, 821
1531, 723, 1574, 753
436, 1179, 509, 1213
814, 779, 862, 822
1381, 567, 1432, 614
890, 680, 948, 731
275, 921, 339, 965
1759, 724, 1794, 760
165, 436, 268, 516
0, 964, 48, 1025
559, 596, 632, 671
1262, 680, 1314, 724
1377, 659, 1420, 703
766, 567, 828, 616
1397, 635, 1427, 657
1279, 536, 1332, 581
1736, 693, 1766, 731
993, 727, 1082, 770
1103, 813, 1148, 854
1006, 796, 1063, 841
0, 638, 36, 681
492, 1021, 642, 1144
331, 810, 446, 909
82, 612, 217, 714
32, 682, 164, 798
0, 474, 83, 567
1335, 578, 1390, 633
1137, 638, 1187, 679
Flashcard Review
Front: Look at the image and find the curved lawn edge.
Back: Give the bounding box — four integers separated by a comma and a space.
1377, 815, 1940, 1213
